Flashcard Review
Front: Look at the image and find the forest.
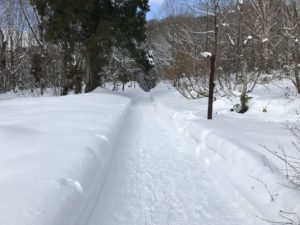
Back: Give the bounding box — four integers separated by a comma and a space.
0, 0, 153, 95
148, 0, 300, 113
0, 0, 300, 111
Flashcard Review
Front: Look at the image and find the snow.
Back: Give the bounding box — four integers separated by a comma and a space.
228, 34, 235, 46
147, 50, 155, 65
201, 52, 212, 58
0, 88, 60, 100
262, 38, 269, 43
151, 80, 300, 223
0, 91, 131, 225
87, 91, 260, 225
1, 79, 300, 224
244, 35, 253, 45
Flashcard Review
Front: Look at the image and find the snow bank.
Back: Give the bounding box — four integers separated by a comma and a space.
0, 92, 131, 225
151, 82, 300, 223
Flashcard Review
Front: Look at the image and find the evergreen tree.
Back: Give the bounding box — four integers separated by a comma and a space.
30, 0, 151, 92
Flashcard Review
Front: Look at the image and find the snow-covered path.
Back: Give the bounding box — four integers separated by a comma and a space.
87, 93, 256, 225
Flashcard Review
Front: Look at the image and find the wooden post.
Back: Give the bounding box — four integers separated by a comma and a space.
207, 54, 215, 120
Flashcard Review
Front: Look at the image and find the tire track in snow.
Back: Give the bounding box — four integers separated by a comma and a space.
87, 93, 259, 225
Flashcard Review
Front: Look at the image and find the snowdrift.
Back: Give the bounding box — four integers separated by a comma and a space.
0, 92, 131, 225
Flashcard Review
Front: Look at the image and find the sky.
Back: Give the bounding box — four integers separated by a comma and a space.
147, 0, 165, 20
147, 0, 191, 20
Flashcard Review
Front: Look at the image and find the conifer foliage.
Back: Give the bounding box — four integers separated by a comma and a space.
30, 0, 151, 92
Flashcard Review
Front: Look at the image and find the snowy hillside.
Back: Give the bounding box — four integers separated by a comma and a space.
0, 79, 300, 225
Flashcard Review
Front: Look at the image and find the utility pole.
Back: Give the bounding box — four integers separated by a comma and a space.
207, 54, 215, 120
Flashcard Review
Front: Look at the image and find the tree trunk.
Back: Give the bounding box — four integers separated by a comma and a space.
262, 41, 269, 73
0, 27, 6, 93
173, 78, 178, 87
10, 35, 17, 92
84, 54, 98, 93
240, 60, 249, 113
0, 27, 6, 69
294, 47, 300, 94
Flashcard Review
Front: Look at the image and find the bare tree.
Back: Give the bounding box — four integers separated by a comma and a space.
0, 27, 6, 70
283, 0, 300, 94
247, 0, 283, 73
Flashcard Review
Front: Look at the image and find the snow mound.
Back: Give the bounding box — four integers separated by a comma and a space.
0, 93, 131, 225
